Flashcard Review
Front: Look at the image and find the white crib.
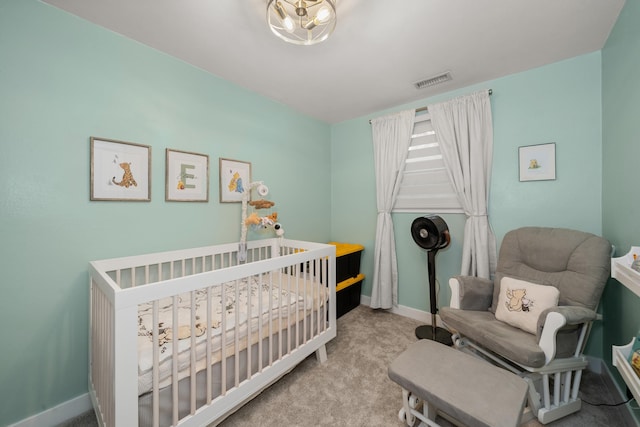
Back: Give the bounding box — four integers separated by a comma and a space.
88, 238, 336, 426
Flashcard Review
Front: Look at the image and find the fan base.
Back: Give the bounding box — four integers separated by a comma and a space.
415, 325, 453, 346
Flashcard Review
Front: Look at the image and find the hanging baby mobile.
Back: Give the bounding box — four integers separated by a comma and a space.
238, 181, 284, 262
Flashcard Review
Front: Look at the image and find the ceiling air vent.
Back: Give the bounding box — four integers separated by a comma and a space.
414, 72, 452, 90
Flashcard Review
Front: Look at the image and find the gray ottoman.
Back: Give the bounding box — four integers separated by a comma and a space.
388, 340, 529, 427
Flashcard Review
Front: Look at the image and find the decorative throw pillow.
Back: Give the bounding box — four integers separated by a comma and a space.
494, 276, 560, 335
489, 272, 547, 313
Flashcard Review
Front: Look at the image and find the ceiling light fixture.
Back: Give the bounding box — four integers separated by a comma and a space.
267, 0, 336, 46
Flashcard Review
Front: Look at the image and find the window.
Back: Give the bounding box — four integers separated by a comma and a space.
393, 113, 463, 213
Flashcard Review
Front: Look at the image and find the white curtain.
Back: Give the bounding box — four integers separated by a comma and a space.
428, 90, 497, 279
370, 109, 415, 309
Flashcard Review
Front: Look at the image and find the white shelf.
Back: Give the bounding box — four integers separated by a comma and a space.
611, 246, 640, 298
611, 247, 640, 404
612, 339, 640, 404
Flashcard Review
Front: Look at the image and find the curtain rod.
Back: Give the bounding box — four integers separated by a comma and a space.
369, 89, 492, 124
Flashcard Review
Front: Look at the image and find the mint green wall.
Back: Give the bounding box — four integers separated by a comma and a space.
0, 0, 624, 423
602, 0, 640, 403
0, 1, 331, 425
331, 52, 603, 347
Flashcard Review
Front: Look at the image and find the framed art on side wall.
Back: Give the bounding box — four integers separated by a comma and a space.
90, 137, 151, 201
519, 142, 556, 182
166, 149, 209, 202
219, 158, 251, 203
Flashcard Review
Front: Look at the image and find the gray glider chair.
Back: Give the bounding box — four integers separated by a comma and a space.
439, 227, 611, 424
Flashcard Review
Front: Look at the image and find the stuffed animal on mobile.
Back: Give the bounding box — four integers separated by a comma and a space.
244, 212, 261, 226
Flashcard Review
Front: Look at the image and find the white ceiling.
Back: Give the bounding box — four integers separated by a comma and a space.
42, 0, 625, 124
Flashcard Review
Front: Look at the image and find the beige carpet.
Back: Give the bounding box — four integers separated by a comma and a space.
61, 305, 633, 427
216, 306, 632, 427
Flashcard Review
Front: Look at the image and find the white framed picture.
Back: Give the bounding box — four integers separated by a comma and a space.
90, 137, 151, 201
519, 143, 556, 182
219, 158, 251, 203
165, 149, 209, 202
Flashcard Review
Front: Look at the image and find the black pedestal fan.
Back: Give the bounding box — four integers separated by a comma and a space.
411, 215, 453, 345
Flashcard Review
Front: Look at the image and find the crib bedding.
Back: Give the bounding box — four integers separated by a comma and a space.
136, 271, 327, 395
138, 310, 324, 427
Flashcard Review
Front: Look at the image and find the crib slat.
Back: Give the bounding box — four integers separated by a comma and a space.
298, 266, 303, 346
287, 271, 293, 354
152, 300, 160, 427
318, 258, 323, 332
206, 286, 213, 403
221, 282, 227, 396
276, 270, 283, 362
315, 259, 320, 332
268, 271, 274, 367
234, 280, 240, 388
246, 276, 252, 380
302, 271, 307, 344
172, 295, 179, 426
297, 265, 303, 342
306, 266, 313, 342
323, 256, 328, 332
257, 273, 263, 374
190, 289, 197, 415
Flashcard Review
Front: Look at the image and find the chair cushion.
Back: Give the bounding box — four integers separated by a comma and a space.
440, 307, 547, 367
388, 340, 528, 427
443, 227, 608, 370
488, 227, 610, 313
495, 276, 560, 334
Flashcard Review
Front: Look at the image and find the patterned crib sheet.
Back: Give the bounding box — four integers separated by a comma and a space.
136, 272, 325, 394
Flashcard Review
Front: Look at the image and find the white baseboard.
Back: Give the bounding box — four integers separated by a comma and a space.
8, 393, 92, 427
359, 295, 444, 326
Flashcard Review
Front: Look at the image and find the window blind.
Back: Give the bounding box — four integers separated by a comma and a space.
393, 114, 463, 213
